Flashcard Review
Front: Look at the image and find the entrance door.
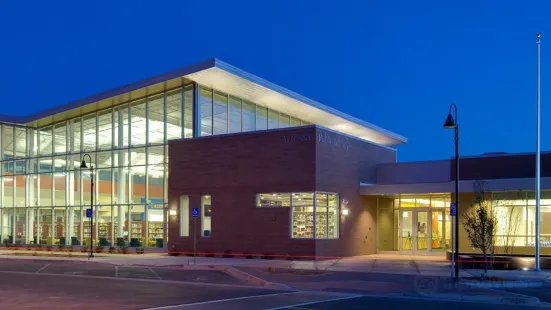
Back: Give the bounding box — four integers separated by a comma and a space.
416, 211, 429, 252
400, 210, 413, 251
399, 209, 430, 253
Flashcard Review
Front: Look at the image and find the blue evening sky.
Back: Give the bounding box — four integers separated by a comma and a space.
0, 0, 549, 161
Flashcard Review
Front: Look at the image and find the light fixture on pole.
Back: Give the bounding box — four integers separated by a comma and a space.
535, 33, 542, 271
443, 103, 460, 280
80, 154, 94, 258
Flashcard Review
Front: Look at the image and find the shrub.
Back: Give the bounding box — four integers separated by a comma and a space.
94, 246, 104, 253
108, 246, 116, 254
27, 245, 32, 251
119, 246, 129, 254
136, 248, 145, 254
80, 246, 88, 253
46, 245, 52, 252
116, 238, 125, 247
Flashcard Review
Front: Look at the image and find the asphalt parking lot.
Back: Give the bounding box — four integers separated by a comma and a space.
0, 259, 361, 310
0, 271, 288, 309
0, 259, 244, 285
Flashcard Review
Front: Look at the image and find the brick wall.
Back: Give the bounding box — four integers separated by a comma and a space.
168, 126, 396, 257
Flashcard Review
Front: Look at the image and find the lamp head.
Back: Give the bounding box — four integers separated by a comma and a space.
443, 113, 457, 129
80, 160, 88, 169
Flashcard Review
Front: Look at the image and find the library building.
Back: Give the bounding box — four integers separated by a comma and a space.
1, 58, 549, 258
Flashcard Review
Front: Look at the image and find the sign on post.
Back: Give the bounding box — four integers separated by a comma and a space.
192, 207, 200, 218
86, 208, 93, 218
450, 202, 457, 217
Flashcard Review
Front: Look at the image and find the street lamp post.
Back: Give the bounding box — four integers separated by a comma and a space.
535, 33, 542, 271
80, 154, 94, 258
443, 103, 460, 280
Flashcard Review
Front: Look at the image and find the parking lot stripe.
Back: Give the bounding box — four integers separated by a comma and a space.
263, 294, 363, 310
115, 266, 119, 278
35, 263, 51, 274
143, 292, 299, 309
149, 268, 162, 280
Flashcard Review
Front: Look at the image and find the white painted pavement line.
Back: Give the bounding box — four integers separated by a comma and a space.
35, 263, 51, 273
264, 294, 364, 310
115, 266, 119, 278
143, 292, 300, 309
149, 267, 162, 280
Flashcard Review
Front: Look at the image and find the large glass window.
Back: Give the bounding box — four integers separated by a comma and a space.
53, 122, 67, 154
291, 192, 314, 238
268, 109, 279, 129
242, 101, 256, 132
213, 91, 228, 135
97, 110, 113, 150
39, 126, 52, 156
315, 193, 339, 238
131, 99, 147, 146
279, 113, 290, 128
15, 127, 27, 159
120, 106, 130, 147
148, 95, 165, 144
82, 114, 97, 151
147, 204, 164, 248
166, 89, 182, 141
256, 192, 338, 239
199, 87, 213, 136
255, 106, 268, 131
229, 96, 242, 134
201, 195, 211, 237
179, 195, 189, 237
72, 118, 82, 152
257, 193, 291, 207
183, 85, 194, 138
3, 125, 14, 160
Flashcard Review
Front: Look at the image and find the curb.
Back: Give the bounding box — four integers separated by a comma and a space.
462, 280, 544, 289
418, 292, 541, 305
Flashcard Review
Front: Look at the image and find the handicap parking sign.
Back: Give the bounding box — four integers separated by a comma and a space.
450, 202, 457, 216
192, 207, 200, 218
86, 208, 93, 218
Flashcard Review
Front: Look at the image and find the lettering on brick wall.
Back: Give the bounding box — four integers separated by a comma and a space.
318, 132, 351, 151
282, 135, 313, 143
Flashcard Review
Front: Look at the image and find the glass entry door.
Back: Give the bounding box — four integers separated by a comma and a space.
416, 211, 429, 252
399, 209, 430, 253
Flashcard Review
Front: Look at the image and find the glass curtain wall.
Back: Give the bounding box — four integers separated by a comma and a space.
0, 83, 194, 248
198, 85, 310, 137
492, 191, 551, 248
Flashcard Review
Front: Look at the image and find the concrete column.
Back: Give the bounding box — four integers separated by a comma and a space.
27, 208, 34, 244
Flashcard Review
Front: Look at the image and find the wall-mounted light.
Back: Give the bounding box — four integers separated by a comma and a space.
169, 209, 177, 216
342, 208, 349, 216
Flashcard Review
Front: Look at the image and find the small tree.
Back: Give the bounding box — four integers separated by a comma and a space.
461, 181, 497, 278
